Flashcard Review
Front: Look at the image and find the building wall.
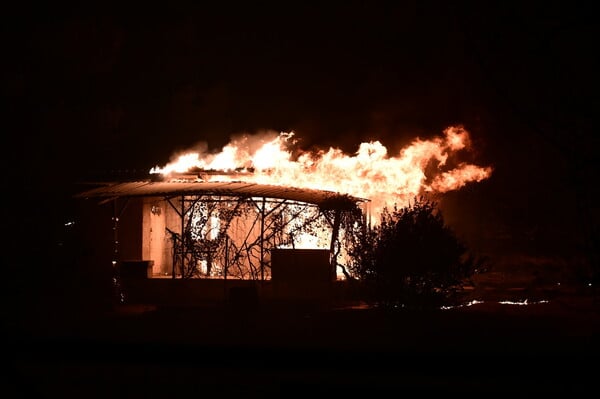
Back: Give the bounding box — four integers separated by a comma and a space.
118, 197, 143, 262
121, 278, 262, 306
119, 277, 358, 307
142, 197, 168, 276
117, 196, 342, 283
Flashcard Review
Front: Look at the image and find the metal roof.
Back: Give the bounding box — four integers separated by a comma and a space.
75, 180, 367, 210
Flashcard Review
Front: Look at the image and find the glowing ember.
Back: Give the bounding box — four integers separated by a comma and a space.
150, 126, 492, 224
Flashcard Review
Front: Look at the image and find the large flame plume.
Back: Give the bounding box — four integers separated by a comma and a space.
150, 126, 492, 224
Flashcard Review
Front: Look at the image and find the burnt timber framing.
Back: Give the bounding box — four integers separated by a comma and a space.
75, 180, 369, 282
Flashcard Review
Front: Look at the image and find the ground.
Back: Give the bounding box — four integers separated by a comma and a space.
6, 287, 599, 397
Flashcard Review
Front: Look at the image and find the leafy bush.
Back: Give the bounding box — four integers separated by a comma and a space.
346, 196, 486, 309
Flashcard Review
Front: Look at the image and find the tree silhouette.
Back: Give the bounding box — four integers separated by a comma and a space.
347, 196, 486, 309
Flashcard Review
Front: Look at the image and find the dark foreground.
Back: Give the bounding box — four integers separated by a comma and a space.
5, 295, 600, 397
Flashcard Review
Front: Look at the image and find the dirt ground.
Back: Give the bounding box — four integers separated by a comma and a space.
6, 289, 599, 397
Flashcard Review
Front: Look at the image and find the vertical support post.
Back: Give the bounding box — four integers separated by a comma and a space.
112, 198, 126, 304
329, 209, 342, 282
112, 199, 119, 266
224, 234, 228, 300
180, 194, 185, 278
260, 197, 266, 281
224, 234, 229, 281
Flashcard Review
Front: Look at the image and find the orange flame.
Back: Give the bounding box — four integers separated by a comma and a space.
150, 126, 492, 224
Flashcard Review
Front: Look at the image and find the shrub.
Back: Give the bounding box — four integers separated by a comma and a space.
346, 196, 485, 309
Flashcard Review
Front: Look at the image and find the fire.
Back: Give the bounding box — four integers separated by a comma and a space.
150, 126, 492, 224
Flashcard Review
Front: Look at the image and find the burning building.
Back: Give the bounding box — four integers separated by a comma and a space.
75, 172, 368, 305
75, 127, 492, 305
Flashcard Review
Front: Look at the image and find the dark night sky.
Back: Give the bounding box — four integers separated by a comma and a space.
3, 1, 598, 266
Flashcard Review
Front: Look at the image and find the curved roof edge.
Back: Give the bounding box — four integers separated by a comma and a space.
74, 180, 369, 210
